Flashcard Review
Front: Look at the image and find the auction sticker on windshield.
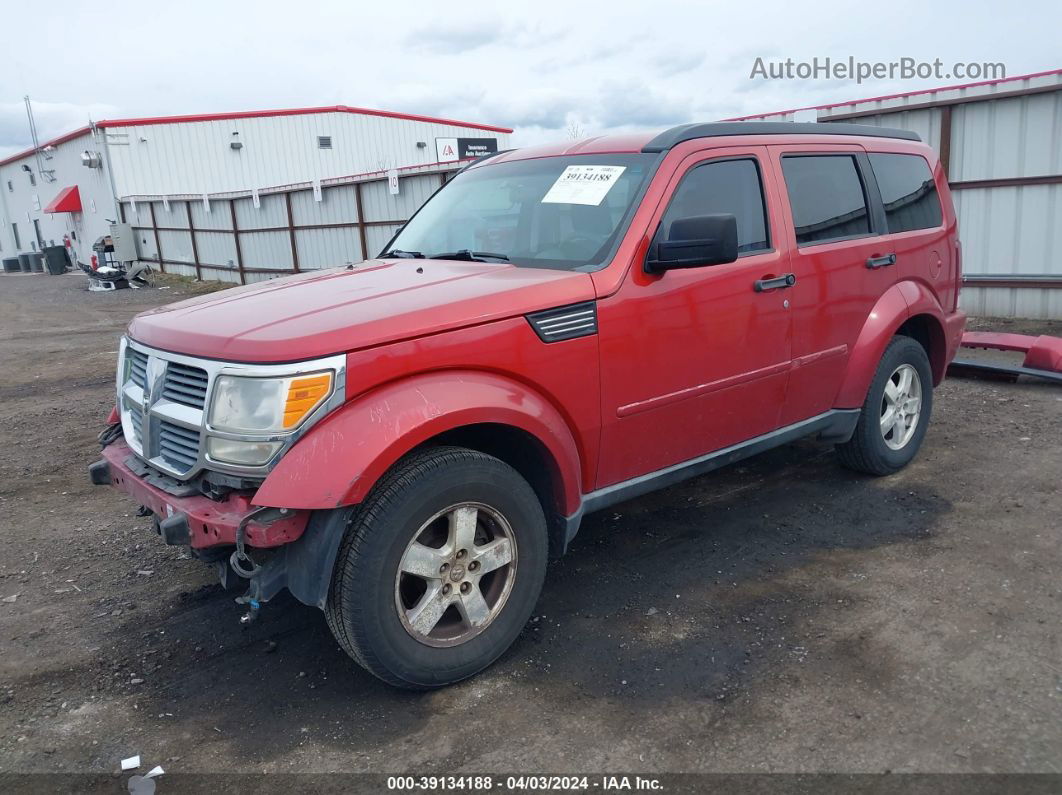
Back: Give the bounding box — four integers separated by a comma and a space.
541, 165, 627, 206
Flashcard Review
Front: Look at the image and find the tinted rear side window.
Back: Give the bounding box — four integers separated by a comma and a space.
663, 159, 770, 253
870, 153, 943, 233
781, 155, 870, 245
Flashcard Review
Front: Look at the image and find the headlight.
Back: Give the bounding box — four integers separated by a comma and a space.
209, 371, 333, 434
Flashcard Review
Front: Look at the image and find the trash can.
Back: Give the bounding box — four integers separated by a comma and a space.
18, 253, 32, 272
2, 257, 19, 273
29, 252, 45, 273
43, 245, 69, 275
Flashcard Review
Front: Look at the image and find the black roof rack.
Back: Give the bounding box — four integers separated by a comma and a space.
642, 121, 920, 152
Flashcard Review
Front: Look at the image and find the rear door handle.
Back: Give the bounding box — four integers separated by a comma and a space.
754, 273, 796, 292
866, 253, 897, 269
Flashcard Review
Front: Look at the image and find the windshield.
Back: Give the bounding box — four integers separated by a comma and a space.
384, 154, 656, 271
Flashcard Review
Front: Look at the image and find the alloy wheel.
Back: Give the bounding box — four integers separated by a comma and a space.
880, 363, 923, 451
395, 503, 518, 647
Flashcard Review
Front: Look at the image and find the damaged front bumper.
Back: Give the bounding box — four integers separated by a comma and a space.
90, 441, 337, 607
92, 441, 310, 549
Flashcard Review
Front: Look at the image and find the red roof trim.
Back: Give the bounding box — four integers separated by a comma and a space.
0, 126, 93, 168
96, 105, 513, 134
725, 67, 1062, 121
43, 185, 82, 214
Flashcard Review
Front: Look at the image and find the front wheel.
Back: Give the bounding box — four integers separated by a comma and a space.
836, 335, 934, 476
325, 446, 548, 689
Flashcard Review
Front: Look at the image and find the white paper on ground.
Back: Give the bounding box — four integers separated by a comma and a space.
541, 165, 626, 206
121, 755, 140, 771
145, 765, 165, 778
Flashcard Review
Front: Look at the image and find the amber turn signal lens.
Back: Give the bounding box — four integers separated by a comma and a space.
282, 373, 332, 428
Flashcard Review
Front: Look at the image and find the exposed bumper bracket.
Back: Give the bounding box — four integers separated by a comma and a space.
88, 459, 112, 486
159, 512, 191, 546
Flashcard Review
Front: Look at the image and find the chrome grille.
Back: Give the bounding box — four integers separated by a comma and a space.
162, 362, 208, 409
129, 349, 149, 388
117, 339, 345, 481
119, 342, 207, 479
128, 403, 143, 447
158, 421, 201, 472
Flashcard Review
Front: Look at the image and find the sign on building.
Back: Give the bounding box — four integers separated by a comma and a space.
436, 137, 499, 163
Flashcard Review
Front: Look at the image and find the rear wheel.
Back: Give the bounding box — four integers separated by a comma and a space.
325, 446, 548, 689
836, 335, 933, 475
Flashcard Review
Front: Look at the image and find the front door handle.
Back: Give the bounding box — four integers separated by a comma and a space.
754, 273, 796, 292
866, 253, 897, 269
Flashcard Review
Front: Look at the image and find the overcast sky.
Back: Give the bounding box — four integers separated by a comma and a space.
1, 0, 1058, 159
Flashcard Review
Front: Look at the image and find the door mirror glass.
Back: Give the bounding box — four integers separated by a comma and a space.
646, 213, 738, 272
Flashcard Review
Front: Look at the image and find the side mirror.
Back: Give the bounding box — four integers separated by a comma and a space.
645, 213, 739, 273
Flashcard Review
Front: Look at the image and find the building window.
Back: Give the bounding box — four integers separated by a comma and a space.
870, 153, 943, 233
662, 158, 771, 254
782, 155, 871, 245
11, 223, 20, 250
6, 180, 11, 193
317, 136, 332, 150
28, 172, 36, 187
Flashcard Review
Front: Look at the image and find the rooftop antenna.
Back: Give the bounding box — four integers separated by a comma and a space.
24, 95, 56, 182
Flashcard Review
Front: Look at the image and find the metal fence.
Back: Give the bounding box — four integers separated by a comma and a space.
124, 168, 451, 284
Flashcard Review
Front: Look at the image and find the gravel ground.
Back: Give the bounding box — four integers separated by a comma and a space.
0, 272, 1059, 783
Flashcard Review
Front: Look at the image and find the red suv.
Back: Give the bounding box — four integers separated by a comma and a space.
91, 122, 965, 688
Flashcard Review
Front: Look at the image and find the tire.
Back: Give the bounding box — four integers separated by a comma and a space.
836, 335, 934, 476
325, 446, 548, 689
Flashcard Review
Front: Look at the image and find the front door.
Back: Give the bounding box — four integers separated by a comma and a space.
595, 147, 794, 488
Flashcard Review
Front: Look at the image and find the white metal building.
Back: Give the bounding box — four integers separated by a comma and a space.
730, 68, 1062, 319
0, 106, 512, 282
0, 126, 114, 265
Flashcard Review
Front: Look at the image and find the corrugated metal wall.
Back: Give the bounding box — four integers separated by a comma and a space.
946, 91, 1062, 318
107, 112, 511, 198
126, 170, 446, 284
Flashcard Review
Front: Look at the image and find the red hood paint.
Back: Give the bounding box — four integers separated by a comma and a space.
127, 259, 594, 362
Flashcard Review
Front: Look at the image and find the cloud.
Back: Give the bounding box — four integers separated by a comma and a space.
402, 20, 557, 54
403, 20, 507, 53
589, 81, 694, 129
0, 0, 1056, 160
0, 100, 116, 158
651, 52, 706, 78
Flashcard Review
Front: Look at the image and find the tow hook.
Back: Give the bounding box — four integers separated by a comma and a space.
228, 506, 279, 578
236, 593, 261, 626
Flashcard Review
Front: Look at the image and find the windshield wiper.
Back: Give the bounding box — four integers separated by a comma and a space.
430, 249, 510, 263
382, 249, 425, 259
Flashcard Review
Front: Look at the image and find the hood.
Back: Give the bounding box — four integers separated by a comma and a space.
127, 259, 595, 362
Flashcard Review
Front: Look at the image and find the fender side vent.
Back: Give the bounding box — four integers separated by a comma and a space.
526, 302, 598, 342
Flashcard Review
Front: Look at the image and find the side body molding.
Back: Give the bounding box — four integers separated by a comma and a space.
834, 280, 948, 408
252, 370, 584, 516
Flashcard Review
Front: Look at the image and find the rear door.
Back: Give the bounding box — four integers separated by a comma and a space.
767, 145, 894, 424
867, 150, 952, 309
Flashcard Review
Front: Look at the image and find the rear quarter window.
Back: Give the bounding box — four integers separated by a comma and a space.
869, 153, 943, 233
781, 155, 871, 245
